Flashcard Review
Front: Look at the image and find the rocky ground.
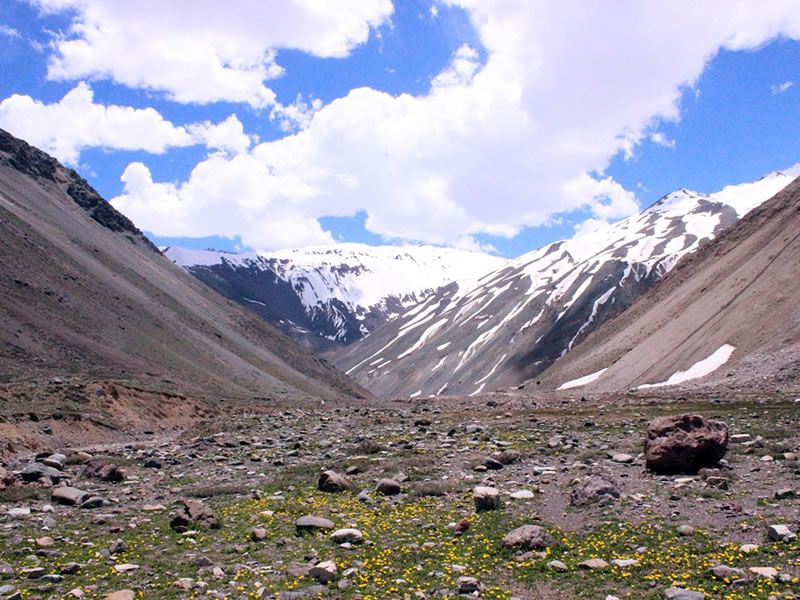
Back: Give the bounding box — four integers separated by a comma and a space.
0, 390, 798, 600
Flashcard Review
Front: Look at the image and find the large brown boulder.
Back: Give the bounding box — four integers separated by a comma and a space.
644, 414, 728, 474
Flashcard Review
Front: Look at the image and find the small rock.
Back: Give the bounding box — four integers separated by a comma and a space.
501, 525, 554, 551
52, 487, 90, 506
473, 486, 500, 512
456, 576, 481, 594
105, 592, 135, 600
578, 558, 609, 570
251, 527, 268, 542
317, 470, 348, 493
663, 589, 705, 600
547, 560, 568, 572
376, 478, 402, 496
749, 566, 778, 580
295, 515, 334, 534
767, 524, 796, 542
331, 529, 363, 544
309, 560, 337, 584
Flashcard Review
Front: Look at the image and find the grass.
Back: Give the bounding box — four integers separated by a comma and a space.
1, 483, 797, 599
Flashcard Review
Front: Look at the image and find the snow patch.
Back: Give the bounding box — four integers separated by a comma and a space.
638, 344, 736, 389
557, 368, 607, 390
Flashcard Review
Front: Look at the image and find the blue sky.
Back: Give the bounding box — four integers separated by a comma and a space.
1, 1, 799, 257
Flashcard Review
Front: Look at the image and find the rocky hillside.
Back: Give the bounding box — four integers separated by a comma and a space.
537, 176, 800, 394
332, 170, 798, 398
166, 244, 505, 352
0, 128, 367, 405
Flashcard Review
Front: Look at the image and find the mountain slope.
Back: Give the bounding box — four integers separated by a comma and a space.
166, 244, 506, 351
332, 170, 798, 398
537, 176, 800, 394
0, 128, 366, 404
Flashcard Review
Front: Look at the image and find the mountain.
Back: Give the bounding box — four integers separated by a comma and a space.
536, 176, 800, 395
332, 169, 798, 398
165, 244, 506, 352
0, 128, 367, 405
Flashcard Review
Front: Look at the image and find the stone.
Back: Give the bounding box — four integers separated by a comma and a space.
501, 525, 554, 551
279, 586, 328, 599
169, 499, 220, 532
473, 486, 500, 512
578, 558, 609, 570
767, 524, 796, 542
612, 453, 635, 463
52, 487, 90, 506
331, 528, 363, 544
105, 591, 135, 600
295, 516, 335, 534
570, 477, 620, 506
644, 415, 728, 474
21, 463, 65, 484
547, 560, 568, 572
483, 457, 504, 470
251, 527, 268, 541
0, 563, 15, 579
113, 564, 139, 573
36, 536, 55, 547
749, 566, 778, 580
676, 525, 695, 537
80, 496, 105, 509
739, 544, 759, 553
509, 490, 535, 500
456, 576, 481, 594
309, 560, 337, 584
709, 564, 744, 579
611, 559, 638, 568
83, 461, 125, 483
376, 478, 402, 495
663, 589, 705, 600
774, 488, 796, 499
317, 470, 348, 493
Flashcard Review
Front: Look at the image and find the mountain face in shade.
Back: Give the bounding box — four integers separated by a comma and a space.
537, 176, 800, 395
331, 169, 798, 398
0, 128, 367, 403
165, 244, 506, 352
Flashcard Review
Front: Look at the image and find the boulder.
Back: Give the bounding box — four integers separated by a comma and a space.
570, 477, 620, 506
457, 577, 481, 594
317, 470, 348, 493
331, 528, 363, 544
309, 560, 337, 584
644, 415, 728, 474
52, 487, 90, 506
295, 515, 334, 534
169, 499, 220, 532
376, 478, 401, 495
501, 525, 554, 551
663, 589, 705, 600
473, 486, 500, 512
83, 461, 125, 483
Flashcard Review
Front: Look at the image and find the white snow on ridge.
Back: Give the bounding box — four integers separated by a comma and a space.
558, 368, 607, 390
638, 344, 736, 389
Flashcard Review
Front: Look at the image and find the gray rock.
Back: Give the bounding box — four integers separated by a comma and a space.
501, 525, 554, 551
317, 470, 348, 493
309, 560, 337, 584
52, 487, 90, 506
169, 499, 220, 531
570, 477, 620, 506
376, 478, 402, 496
456, 576, 481, 594
663, 588, 705, 599
473, 486, 500, 512
296, 516, 334, 534
767, 524, 796, 542
331, 528, 363, 544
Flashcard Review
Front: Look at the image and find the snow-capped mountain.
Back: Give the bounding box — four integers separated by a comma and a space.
165, 243, 507, 351
332, 168, 799, 398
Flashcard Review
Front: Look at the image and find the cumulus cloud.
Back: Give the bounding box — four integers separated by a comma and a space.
0, 83, 251, 164
109, 2, 800, 251
32, 0, 393, 107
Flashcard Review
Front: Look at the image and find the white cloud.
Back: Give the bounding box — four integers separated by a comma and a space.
106, 2, 800, 250
0, 25, 22, 39
650, 131, 676, 149
771, 80, 793, 95
0, 83, 251, 164
32, 0, 394, 107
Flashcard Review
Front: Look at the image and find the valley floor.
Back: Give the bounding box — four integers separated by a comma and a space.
0, 389, 798, 599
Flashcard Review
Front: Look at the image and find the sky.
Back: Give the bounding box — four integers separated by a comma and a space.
0, 1, 799, 258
